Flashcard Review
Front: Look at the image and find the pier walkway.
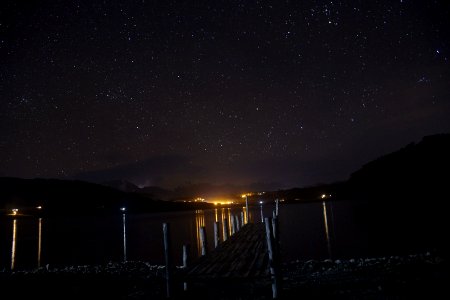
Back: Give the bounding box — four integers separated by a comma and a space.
185, 223, 270, 281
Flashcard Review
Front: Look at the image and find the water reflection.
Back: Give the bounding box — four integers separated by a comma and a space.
227, 208, 232, 236
242, 207, 248, 224
322, 201, 332, 258
214, 208, 218, 222
122, 213, 127, 261
38, 218, 42, 268
11, 219, 17, 270
221, 208, 227, 238
260, 204, 264, 223
195, 210, 205, 256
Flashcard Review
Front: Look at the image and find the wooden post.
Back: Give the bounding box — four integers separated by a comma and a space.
265, 217, 279, 299
199, 226, 207, 256
182, 244, 189, 291
235, 215, 240, 232
272, 210, 278, 241
275, 199, 279, 216
163, 223, 173, 298
240, 211, 244, 227
214, 221, 220, 248
223, 217, 229, 241
230, 214, 236, 235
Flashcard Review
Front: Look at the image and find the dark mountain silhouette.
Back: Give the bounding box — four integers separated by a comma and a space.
139, 186, 174, 201
344, 133, 450, 203
102, 179, 140, 193
2, 133, 449, 232
342, 133, 450, 255
0, 177, 212, 215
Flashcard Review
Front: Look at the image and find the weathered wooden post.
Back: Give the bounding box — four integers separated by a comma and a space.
272, 210, 278, 241
276, 199, 279, 216
223, 217, 229, 241
182, 244, 190, 291
230, 214, 236, 235
183, 244, 189, 268
199, 226, 207, 256
240, 211, 244, 227
214, 221, 220, 248
265, 217, 279, 299
163, 223, 173, 298
235, 215, 240, 232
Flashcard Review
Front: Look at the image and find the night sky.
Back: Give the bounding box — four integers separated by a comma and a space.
1, 1, 449, 190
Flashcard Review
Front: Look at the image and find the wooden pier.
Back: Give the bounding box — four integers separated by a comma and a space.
185, 223, 270, 281
162, 207, 280, 298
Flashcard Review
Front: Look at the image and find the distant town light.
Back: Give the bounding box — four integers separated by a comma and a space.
120, 207, 126, 212
12, 209, 18, 215
36, 206, 42, 210
259, 201, 263, 204
321, 194, 327, 199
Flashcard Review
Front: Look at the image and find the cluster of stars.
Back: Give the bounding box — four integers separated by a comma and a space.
0, 0, 449, 188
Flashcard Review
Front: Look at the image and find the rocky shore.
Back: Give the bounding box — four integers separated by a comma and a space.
1, 252, 446, 299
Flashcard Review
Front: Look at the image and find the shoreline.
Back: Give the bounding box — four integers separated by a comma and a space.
1, 252, 446, 299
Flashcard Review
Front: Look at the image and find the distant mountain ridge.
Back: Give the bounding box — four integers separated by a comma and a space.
0, 177, 211, 215
2, 133, 449, 215
347, 133, 450, 200
101, 180, 281, 200
102, 180, 140, 193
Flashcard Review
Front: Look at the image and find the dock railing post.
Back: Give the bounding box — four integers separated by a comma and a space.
199, 226, 207, 256
163, 223, 173, 298
275, 199, 279, 216
265, 217, 279, 299
182, 244, 190, 291
230, 214, 236, 235
272, 210, 278, 241
214, 221, 220, 248
223, 217, 229, 241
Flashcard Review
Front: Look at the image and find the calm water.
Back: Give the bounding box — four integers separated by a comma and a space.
0, 201, 442, 270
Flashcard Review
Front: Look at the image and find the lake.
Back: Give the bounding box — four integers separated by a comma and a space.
0, 201, 443, 270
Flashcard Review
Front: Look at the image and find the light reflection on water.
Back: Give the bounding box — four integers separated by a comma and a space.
11, 219, 17, 270
122, 213, 127, 262
1, 202, 360, 269
221, 208, 227, 239
322, 201, 332, 259
38, 218, 42, 268
195, 210, 205, 256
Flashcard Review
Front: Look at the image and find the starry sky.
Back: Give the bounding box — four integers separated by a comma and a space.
1, 0, 449, 190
